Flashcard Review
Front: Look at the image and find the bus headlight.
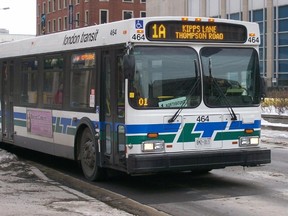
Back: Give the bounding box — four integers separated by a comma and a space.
142, 140, 165, 152
239, 136, 259, 146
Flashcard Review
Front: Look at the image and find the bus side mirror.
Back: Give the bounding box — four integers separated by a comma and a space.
260, 77, 267, 100
123, 54, 135, 80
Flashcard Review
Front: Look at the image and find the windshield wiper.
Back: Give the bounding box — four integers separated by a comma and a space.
208, 58, 237, 121
168, 60, 200, 123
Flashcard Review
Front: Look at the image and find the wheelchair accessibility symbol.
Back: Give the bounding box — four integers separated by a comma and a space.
135, 20, 144, 29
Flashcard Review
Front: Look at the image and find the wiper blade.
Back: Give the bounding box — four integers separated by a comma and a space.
168, 60, 200, 123
211, 78, 237, 120
208, 58, 237, 121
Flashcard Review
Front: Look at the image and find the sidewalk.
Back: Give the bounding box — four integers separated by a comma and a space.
0, 148, 132, 216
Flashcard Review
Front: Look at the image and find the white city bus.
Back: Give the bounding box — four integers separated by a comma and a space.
0, 17, 270, 181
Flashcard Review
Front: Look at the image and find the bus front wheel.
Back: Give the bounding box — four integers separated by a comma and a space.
80, 127, 106, 181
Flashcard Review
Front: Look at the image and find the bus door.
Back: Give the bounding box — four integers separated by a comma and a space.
1, 61, 14, 142
101, 49, 126, 170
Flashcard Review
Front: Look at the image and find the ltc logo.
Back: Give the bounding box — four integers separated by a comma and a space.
177, 122, 227, 142
135, 20, 144, 29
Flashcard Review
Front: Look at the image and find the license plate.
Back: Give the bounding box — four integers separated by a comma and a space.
196, 138, 211, 148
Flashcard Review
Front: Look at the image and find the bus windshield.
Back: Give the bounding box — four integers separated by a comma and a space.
201, 47, 261, 107
128, 46, 261, 109
129, 46, 201, 108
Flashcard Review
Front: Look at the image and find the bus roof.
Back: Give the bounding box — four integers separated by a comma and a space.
0, 17, 260, 59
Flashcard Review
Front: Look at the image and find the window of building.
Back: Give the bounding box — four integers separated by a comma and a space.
43, 2, 46, 14
20, 59, 38, 104
122, 0, 133, 2
279, 47, 288, 59
123, 10, 133, 19
85, 10, 89, 26
58, 0, 62, 10
100, 10, 108, 24
252, 9, 264, 22
75, 12, 80, 27
279, 60, 288, 73
279, 19, 288, 32
230, 12, 241, 20
43, 56, 64, 106
53, 0, 56, 12
140, 11, 146, 17
278, 74, 288, 86
48, 20, 51, 33
58, 18, 62, 31
76, 0, 80, 4
63, 0, 67, 8
279, 5, 288, 19
279, 33, 288, 46
64, 16, 68, 30
140, 0, 146, 3
48, 0, 51, 13
53, 19, 56, 32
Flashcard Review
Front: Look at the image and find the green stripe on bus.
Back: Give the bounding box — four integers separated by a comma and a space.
14, 119, 26, 127
67, 127, 76, 135
177, 123, 201, 142
127, 134, 176, 145
215, 130, 260, 141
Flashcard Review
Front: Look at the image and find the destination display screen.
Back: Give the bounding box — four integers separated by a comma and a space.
146, 21, 247, 43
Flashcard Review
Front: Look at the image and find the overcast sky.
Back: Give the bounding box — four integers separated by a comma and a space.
0, 0, 36, 35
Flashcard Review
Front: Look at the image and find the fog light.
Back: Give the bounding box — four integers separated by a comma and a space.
250, 137, 259, 145
239, 136, 259, 146
142, 140, 165, 152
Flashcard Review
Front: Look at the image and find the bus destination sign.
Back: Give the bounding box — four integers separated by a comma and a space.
146, 21, 247, 43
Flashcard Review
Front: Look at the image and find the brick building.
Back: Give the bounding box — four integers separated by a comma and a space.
36, 0, 146, 35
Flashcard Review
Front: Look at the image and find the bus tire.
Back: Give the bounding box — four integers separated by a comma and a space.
80, 127, 106, 181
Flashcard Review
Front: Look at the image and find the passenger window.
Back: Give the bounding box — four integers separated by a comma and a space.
70, 52, 95, 108
43, 56, 64, 107
20, 59, 38, 104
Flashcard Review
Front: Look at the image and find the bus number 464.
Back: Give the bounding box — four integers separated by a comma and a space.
196, 115, 210, 122
248, 36, 260, 43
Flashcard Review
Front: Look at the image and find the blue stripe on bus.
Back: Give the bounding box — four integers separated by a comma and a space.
126, 123, 181, 134
194, 122, 227, 138
14, 112, 26, 119
229, 120, 261, 130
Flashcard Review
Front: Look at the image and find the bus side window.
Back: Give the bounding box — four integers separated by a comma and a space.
43, 56, 64, 106
20, 59, 38, 105
70, 52, 95, 108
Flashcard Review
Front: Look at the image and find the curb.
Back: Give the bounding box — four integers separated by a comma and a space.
27, 161, 170, 216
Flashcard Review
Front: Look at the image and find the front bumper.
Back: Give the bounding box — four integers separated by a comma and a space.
127, 148, 271, 174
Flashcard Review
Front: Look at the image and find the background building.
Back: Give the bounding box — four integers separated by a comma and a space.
147, 0, 288, 88
146, 0, 188, 16
37, 0, 146, 35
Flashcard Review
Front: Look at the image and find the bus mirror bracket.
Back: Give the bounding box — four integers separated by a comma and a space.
123, 54, 135, 80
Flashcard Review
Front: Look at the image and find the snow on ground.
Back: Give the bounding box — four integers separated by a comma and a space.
0, 148, 132, 216
261, 106, 288, 146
